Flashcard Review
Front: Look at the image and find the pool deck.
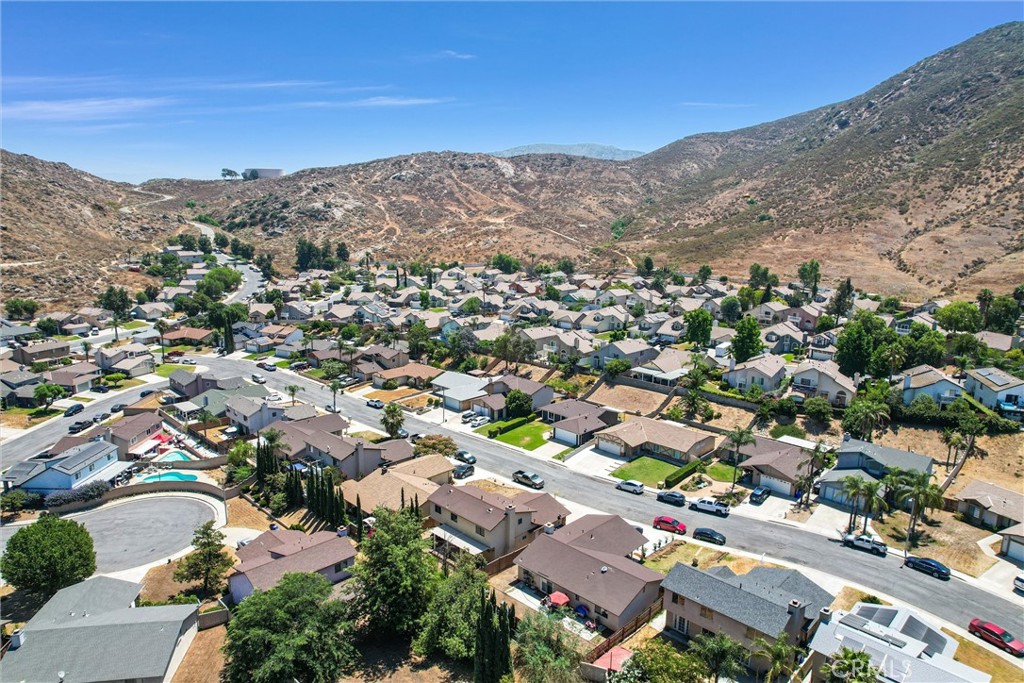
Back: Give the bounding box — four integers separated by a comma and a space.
133, 467, 217, 486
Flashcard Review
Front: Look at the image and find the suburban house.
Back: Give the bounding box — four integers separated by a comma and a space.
228, 529, 358, 604
431, 371, 491, 412
541, 399, 620, 446
808, 329, 840, 361
998, 524, 1024, 562
790, 359, 857, 407
468, 374, 555, 420
0, 370, 44, 407
900, 364, 963, 406
953, 480, 1024, 531
964, 367, 1024, 410
893, 312, 944, 336
761, 321, 805, 354
817, 436, 933, 506
45, 362, 101, 394
737, 436, 816, 497
808, 603, 989, 683
594, 417, 717, 462
371, 362, 443, 389
131, 301, 173, 320
1, 440, 129, 494
782, 304, 825, 332
724, 354, 787, 393
13, 339, 70, 366
170, 370, 244, 399
225, 396, 289, 434
104, 412, 166, 458
74, 306, 114, 328
590, 338, 659, 371
514, 514, 663, 632
162, 325, 216, 346
654, 315, 689, 344
975, 330, 1013, 353
662, 563, 834, 673
750, 301, 789, 326
267, 414, 409, 482
625, 347, 693, 388
2, 576, 199, 683
95, 342, 155, 376
427, 484, 569, 561
178, 384, 270, 419
341, 454, 453, 517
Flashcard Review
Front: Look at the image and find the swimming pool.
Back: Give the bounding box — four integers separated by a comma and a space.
142, 472, 198, 483
157, 450, 192, 462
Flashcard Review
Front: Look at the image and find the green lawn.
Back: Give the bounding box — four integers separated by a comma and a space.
55, 334, 81, 341
122, 320, 148, 330
610, 457, 681, 486
429, 307, 448, 313
68, 396, 94, 403
163, 344, 198, 354
104, 378, 146, 390
304, 368, 326, 379
244, 351, 274, 360
495, 422, 550, 451
155, 364, 193, 378
0, 406, 61, 423
705, 461, 740, 483
274, 360, 290, 368
782, 353, 795, 362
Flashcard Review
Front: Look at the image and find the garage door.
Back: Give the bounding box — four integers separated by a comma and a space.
1006, 538, 1024, 562
596, 437, 623, 457
758, 475, 792, 497
553, 428, 578, 446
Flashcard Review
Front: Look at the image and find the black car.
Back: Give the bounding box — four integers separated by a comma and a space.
453, 463, 475, 479
93, 384, 111, 394
904, 556, 951, 580
111, 403, 127, 412
693, 528, 726, 545
750, 486, 772, 504
139, 389, 155, 398
455, 450, 477, 465
63, 403, 85, 417
68, 421, 91, 434
93, 412, 111, 423
656, 491, 687, 507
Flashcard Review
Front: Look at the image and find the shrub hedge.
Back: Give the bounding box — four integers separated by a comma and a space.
44, 481, 111, 508
664, 460, 703, 488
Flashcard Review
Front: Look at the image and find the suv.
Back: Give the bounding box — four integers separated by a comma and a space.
689, 497, 730, 517
842, 533, 888, 556
616, 480, 645, 495
656, 491, 687, 507
251, 373, 267, 384
461, 411, 477, 423
513, 470, 544, 489
453, 463, 475, 480
64, 403, 85, 417
455, 450, 477, 465
750, 486, 772, 504
366, 399, 385, 409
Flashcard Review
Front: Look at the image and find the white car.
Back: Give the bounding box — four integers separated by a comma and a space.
615, 480, 645, 495
181, 358, 197, 365
689, 497, 731, 517
842, 533, 888, 556
471, 416, 490, 428
266, 393, 282, 402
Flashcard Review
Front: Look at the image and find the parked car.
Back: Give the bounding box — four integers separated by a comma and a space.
842, 533, 888, 556
264, 364, 277, 372
397, 428, 409, 439
1015, 574, 1024, 593
366, 399, 385, 409
139, 389, 155, 397
93, 384, 110, 394
111, 403, 126, 412
461, 411, 477, 423
64, 403, 84, 417
904, 556, 951, 580
93, 412, 111, 423
182, 358, 197, 365
969, 618, 1024, 656
513, 470, 544, 489
68, 421, 90, 434
167, 350, 185, 358
266, 393, 282, 402
455, 450, 477, 465
471, 416, 490, 428
255, 361, 269, 369
89, 327, 100, 336
689, 497, 730, 517
616, 480, 645, 495
289, 361, 310, 370
453, 463, 475, 480
750, 486, 772, 504
409, 433, 426, 443
251, 373, 267, 384
693, 528, 727, 545
324, 404, 340, 413
653, 516, 686, 534
656, 491, 687, 507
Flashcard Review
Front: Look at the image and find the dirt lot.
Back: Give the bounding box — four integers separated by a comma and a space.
830, 586, 890, 611
339, 641, 473, 683
466, 478, 524, 498
873, 508, 997, 577
172, 624, 226, 683
702, 401, 758, 431
399, 393, 433, 410
141, 548, 236, 604
366, 386, 424, 402
589, 383, 668, 415
643, 540, 779, 574
226, 497, 275, 530
0, 406, 61, 430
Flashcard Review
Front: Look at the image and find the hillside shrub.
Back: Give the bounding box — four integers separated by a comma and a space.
44, 481, 110, 508
769, 423, 807, 440
803, 397, 834, 425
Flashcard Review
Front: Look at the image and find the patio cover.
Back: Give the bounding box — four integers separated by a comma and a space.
101, 461, 135, 480
130, 437, 163, 455
549, 591, 570, 607
175, 401, 201, 414
431, 524, 490, 556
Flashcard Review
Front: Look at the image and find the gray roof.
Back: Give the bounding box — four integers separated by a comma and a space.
662, 563, 833, 637
52, 441, 118, 475
838, 437, 933, 473
2, 460, 46, 486
3, 577, 197, 683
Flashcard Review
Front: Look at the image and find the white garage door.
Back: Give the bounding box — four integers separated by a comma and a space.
553, 428, 578, 446
1006, 538, 1024, 562
758, 475, 792, 496
596, 437, 623, 457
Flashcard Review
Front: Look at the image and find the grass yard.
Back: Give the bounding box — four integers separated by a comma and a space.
873, 508, 997, 577
0, 406, 62, 429
495, 421, 550, 450
304, 368, 325, 379
942, 628, 1024, 683
55, 334, 81, 341
162, 344, 198, 354
610, 456, 681, 486
243, 351, 274, 360
274, 360, 290, 368
155, 364, 193, 378
349, 430, 390, 443
705, 461, 740, 483
830, 586, 890, 611
68, 395, 94, 403
105, 377, 146, 390
122, 320, 148, 330
644, 540, 779, 574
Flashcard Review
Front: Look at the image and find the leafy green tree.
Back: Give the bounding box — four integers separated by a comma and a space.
223, 572, 357, 683
639, 255, 655, 276
934, 301, 983, 333
688, 632, 748, 683
803, 397, 833, 426
546, 284, 562, 301
731, 316, 764, 363
505, 389, 533, 418
35, 317, 60, 336
214, 231, 230, 248
475, 590, 515, 683
826, 277, 854, 317
684, 308, 713, 347
1, 513, 96, 594
381, 401, 405, 438
227, 440, 255, 466
352, 507, 440, 637
414, 554, 488, 660
752, 633, 797, 683
985, 295, 1021, 334
407, 321, 431, 358
720, 296, 742, 322
33, 383, 66, 408
610, 637, 707, 683
835, 321, 873, 376
821, 646, 879, 683
555, 257, 575, 275
105, 372, 128, 387
842, 399, 889, 442
604, 358, 633, 378
694, 264, 712, 285
335, 242, 350, 262
173, 521, 234, 595
798, 259, 822, 299
513, 609, 583, 683
493, 330, 535, 370
97, 286, 132, 342
4, 298, 41, 320
491, 253, 521, 274
815, 314, 837, 332
413, 434, 458, 458
221, 168, 239, 179
463, 296, 483, 316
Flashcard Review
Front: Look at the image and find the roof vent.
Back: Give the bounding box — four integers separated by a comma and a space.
601, 566, 608, 573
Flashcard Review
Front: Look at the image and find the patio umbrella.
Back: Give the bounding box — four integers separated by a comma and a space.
548, 591, 570, 607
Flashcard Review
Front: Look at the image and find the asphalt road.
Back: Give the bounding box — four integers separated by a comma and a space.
7, 353, 1023, 636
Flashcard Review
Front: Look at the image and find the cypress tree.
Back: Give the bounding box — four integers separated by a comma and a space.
355, 497, 364, 542
400, 487, 405, 510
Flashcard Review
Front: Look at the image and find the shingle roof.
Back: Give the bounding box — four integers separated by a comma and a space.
954, 480, 1024, 523
551, 514, 647, 557
596, 417, 716, 453
838, 437, 933, 474
233, 531, 357, 592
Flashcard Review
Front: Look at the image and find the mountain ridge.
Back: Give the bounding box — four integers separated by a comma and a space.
491, 143, 645, 161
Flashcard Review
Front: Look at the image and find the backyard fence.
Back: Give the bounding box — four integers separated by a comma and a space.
483, 546, 527, 576
49, 480, 242, 515
584, 601, 662, 663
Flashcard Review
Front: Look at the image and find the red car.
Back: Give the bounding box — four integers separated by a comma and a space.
167, 350, 185, 358
653, 516, 686, 534
969, 618, 1024, 656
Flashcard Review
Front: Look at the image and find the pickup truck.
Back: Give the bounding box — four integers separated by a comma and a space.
513, 470, 545, 489
689, 497, 730, 517
842, 533, 888, 556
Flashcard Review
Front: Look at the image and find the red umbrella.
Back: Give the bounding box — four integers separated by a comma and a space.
548, 591, 570, 607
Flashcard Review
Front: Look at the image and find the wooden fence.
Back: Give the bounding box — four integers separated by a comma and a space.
584, 601, 661, 664
483, 546, 527, 576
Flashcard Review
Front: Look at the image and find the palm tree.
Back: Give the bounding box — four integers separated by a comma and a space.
329, 379, 343, 412
285, 383, 302, 406
260, 427, 284, 459
897, 471, 943, 548
689, 632, 747, 683
860, 480, 888, 533
841, 475, 867, 533
752, 632, 797, 683
878, 343, 906, 381
724, 426, 755, 494
195, 408, 215, 439
977, 288, 994, 324
81, 340, 92, 364
797, 442, 830, 508
846, 400, 889, 442
947, 432, 967, 468
940, 428, 954, 466
821, 646, 879, 683
154, 319, 170, 365
880, 466, 906, 510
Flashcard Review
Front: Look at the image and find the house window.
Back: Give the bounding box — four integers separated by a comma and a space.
745, 626, 759, 640
670, 592, 684, 606
518, 517, 523, 525
475, 524, 485, 536
334, 562, 344, 573
450, 512, 459, 522
700, 606, 714, 620
89, 464, 95, 472
434, 504, 441, 514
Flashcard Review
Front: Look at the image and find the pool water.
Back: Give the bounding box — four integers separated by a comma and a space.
142, 472, 198, 483
158, 451, 191, 462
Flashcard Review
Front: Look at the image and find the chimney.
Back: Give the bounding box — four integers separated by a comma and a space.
819, 607, 832, 624
843, 432, 851, 442
903, 374, 912, 390
728, 356, 736, 371
504, 504, 517, 551
544, 523, 555, 535
355, 440, 366, 478
9, 628, 25, 649
787, 599, 807, 639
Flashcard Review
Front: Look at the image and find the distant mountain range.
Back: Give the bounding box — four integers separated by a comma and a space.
491, 143, 645, 161
3, 22, 1021, 307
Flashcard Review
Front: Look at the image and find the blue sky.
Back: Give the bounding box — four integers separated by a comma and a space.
3, 2, 1020, 182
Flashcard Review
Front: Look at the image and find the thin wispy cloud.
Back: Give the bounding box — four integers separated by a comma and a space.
676, 101, 756, 109
440, 49, 476, 60
346, 96, 448, 107
3, 97, 176, 121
